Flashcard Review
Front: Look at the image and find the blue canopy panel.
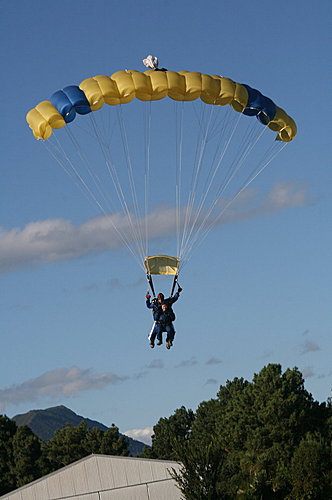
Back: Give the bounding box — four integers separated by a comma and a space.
50, 86, 91, 123
242, 84, 276, 125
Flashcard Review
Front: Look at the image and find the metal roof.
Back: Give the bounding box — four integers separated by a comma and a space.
0, 454, 182, 500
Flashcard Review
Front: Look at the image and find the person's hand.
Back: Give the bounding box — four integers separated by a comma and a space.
178, 286, 182, 293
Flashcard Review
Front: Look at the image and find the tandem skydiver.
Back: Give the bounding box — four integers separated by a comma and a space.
146, 287, 182, 349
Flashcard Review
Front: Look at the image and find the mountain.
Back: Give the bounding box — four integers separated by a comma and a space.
12, 405, 147, 457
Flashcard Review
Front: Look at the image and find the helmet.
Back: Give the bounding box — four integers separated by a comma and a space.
157, 293, 164, 300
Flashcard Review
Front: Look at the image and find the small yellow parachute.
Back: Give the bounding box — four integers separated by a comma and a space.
144, 255, 180, 276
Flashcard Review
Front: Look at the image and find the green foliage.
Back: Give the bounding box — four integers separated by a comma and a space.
150, 364, 331, 500
12, 425, 44, 487
45, 421, 128, 468
46, 421, 91, 468
0, 415, 17, 495
171, 438, 226, 500
288, 432, 332, 499
1, 365, 330, 498
99, 424, 128, 456
0, 416, 129, 495
142, 406, 195, 460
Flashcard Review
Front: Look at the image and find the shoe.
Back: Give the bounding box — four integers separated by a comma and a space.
166, 341, 171, 349
150, 342, 154, 348
157, 340, 162, 346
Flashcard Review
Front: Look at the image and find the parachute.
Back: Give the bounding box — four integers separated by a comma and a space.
26, 58, 296, 295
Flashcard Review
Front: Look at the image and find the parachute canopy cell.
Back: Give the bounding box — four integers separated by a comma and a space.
26, 70, 297, 142
144, 255, 180, 275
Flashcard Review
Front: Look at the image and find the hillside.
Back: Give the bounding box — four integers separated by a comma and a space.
13, 405, 147, 457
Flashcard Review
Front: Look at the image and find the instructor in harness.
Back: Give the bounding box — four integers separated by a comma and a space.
146, 286, 182, 349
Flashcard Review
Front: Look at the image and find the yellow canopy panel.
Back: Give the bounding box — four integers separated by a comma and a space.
144, 255, 180, 275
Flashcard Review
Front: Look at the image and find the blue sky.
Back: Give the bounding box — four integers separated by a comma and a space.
1, 0, 331, 445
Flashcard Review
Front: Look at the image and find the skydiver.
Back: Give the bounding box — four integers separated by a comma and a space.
146, 287, 182, 348
158, 302, 176, 349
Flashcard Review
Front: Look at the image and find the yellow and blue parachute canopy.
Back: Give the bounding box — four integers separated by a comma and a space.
26, 69, 296, 142
144, 255, 180, 275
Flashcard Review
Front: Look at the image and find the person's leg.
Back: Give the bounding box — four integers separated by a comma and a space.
165, 324, 175, 348
156, 324, 164, 345
148, 322, 157, 347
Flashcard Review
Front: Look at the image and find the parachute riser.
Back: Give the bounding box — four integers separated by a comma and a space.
170, 274, 179, 297
146, 274, 156, 298
146, 273, 180, 298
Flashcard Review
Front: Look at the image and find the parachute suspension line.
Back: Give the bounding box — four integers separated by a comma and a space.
43, 134, 108, 215
180, 107, 243, 260
214, 116, 271, 202
89, 112, 145, 264
65, 126, 115, 214
182, 115, 268, 259
183, 119, 269, 260
184, 131, 287, 266
87, 113, 146, 269
116, 106, 146, 261
178, 103, 215, 261
43, 130, 144, 271
144, 101, 152, 258
175, 101, 185, 259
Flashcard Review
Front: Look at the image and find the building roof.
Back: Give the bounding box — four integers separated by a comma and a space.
0, 454, 182, 500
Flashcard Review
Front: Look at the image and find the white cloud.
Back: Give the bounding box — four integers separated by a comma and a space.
206, 357, 222, 365
301, 341, 321, 354
219, 181, 311, 224
0, 182, 311, 274
0, 367, 128, 413
124, 426, 153, 446
301, 366, 315, 378
204, 378, 218, 385
176, 357, 198, 368
145, 359, 164, 370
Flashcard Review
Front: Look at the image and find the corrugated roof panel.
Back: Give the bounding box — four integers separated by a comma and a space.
102, 457, 127, 488
0, 455, 183, 500
27, 485, 39, 500
84, 455, 102, 491
57, 467, 76, 497
33, 477, 49, 499
147, 480, 182, 500
149, 460, 170, 481
117, 457, 142, 486
70, 461, 89, 495
57, 495, 99, 500
44, 471, 62, 499
15, 488, 30, 500
137, 459, 154, 483
100, 483, 148, 500
95, 455, 116, 490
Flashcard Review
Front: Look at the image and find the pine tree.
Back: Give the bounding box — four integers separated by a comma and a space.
12, 425, 43, 487
0, 415, 17, 495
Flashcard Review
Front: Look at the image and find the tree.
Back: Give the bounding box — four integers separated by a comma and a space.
12, 425, 43, 487
100, 424, 128, 456
289, 432, 332, 499
0, 415, 17, 495
45, 421, 129, 469
167, 365, 331, 499
171, 438, 227, 500
142, 406, 195, 460
46, 421, 89, 468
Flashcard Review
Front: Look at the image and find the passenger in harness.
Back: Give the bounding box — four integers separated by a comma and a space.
158, 302, 176, 349
146, 287, 182, 348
